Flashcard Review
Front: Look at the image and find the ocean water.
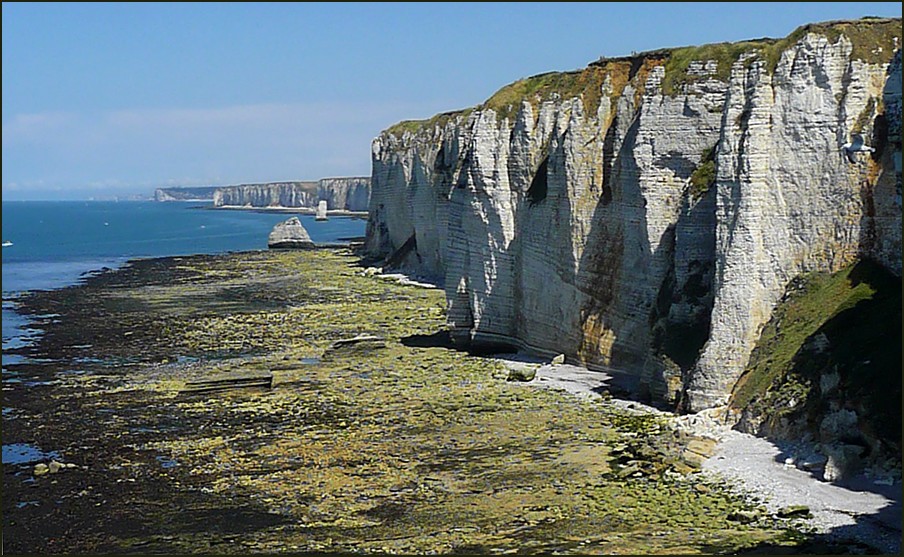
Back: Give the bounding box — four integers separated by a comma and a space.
1, 201, 366, 294
1, 200, 367, 388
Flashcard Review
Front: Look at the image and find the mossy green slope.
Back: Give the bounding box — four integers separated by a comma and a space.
730, 260, 902, 454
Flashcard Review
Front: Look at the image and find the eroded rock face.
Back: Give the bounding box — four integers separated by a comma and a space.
365, 20, 902, 411
268, 217, 315, 249
215, 181, 319, 208
688, 35, 902, 411
213, 178, 371, 211
317, 177, 371, 212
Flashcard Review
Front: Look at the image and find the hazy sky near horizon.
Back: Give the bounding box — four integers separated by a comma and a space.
3, 2, 901, 200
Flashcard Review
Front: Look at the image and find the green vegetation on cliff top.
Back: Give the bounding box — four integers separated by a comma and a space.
479, 67, 610, 123
386, 108, 474, 137
385, 17, 901, 137
662, 17, 901, 95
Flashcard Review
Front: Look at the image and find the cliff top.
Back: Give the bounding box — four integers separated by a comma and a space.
217, 181, 319, 192
386, 17, 901, 136
206, 177, 370, 190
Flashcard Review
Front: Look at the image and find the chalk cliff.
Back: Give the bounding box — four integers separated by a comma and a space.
212, 177, 371, 211
365, 18, 902, 412
154, 186, 219, 201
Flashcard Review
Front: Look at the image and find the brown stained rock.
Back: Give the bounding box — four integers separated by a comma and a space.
681, 437, 718, 468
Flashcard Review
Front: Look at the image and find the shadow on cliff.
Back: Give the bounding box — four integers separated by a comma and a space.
570, 107, 647, 379
569, 103, 716, 405
857, 63, 897, 276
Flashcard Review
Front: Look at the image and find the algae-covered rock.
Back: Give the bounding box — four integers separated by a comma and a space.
777, 505, 812, 519
507, 367, 536, 382
6, 248, 814, 554
329, 334, 385, 349
323, 335, 387, 360
728, 509, 760, 523
616, 463, 642, 478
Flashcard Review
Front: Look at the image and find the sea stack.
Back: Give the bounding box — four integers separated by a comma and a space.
267, 217, 315, 249
315, 200, 329, 221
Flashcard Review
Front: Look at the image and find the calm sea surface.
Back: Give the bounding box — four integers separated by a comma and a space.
1, 200, 367, 392
1, 201, 365, 294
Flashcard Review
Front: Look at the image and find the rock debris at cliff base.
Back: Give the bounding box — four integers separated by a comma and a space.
2, 249, 842, 555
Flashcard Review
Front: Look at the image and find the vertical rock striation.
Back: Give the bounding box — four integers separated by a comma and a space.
212, 178, 371, 211
316, 177, 371, 212
213, 181, 319, 208
365, 19, 902, 412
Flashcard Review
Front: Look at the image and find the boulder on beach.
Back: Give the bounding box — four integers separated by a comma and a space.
268, 217, 315, 249
507, 367, 537, 382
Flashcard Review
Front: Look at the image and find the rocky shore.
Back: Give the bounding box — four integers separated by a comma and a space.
493, 358, 902, 554
0, 249, 891, 554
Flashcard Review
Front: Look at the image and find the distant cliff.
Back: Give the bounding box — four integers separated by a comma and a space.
365, 18, 902, 419
154, 186, 219, 201
212, 177, 371, 211
212, 181, 319, 207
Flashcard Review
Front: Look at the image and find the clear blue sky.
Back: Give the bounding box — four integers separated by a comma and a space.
3, 2, 901, 200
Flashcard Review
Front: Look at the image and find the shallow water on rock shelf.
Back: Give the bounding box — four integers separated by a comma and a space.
2, 443, 61, 465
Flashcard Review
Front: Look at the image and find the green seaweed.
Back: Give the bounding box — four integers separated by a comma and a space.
5, 249, 808, 554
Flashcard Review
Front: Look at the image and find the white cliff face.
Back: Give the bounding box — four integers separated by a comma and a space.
154, 186, 218, 201
317, 177, 371, 212
213, 178, 371, 211
688, 34, 898, 410
366, 21, 902, 412
214, 182, 319, 207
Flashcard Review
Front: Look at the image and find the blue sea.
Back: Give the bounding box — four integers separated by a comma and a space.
1, 201, 366, 293
1, 200, 367, 442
